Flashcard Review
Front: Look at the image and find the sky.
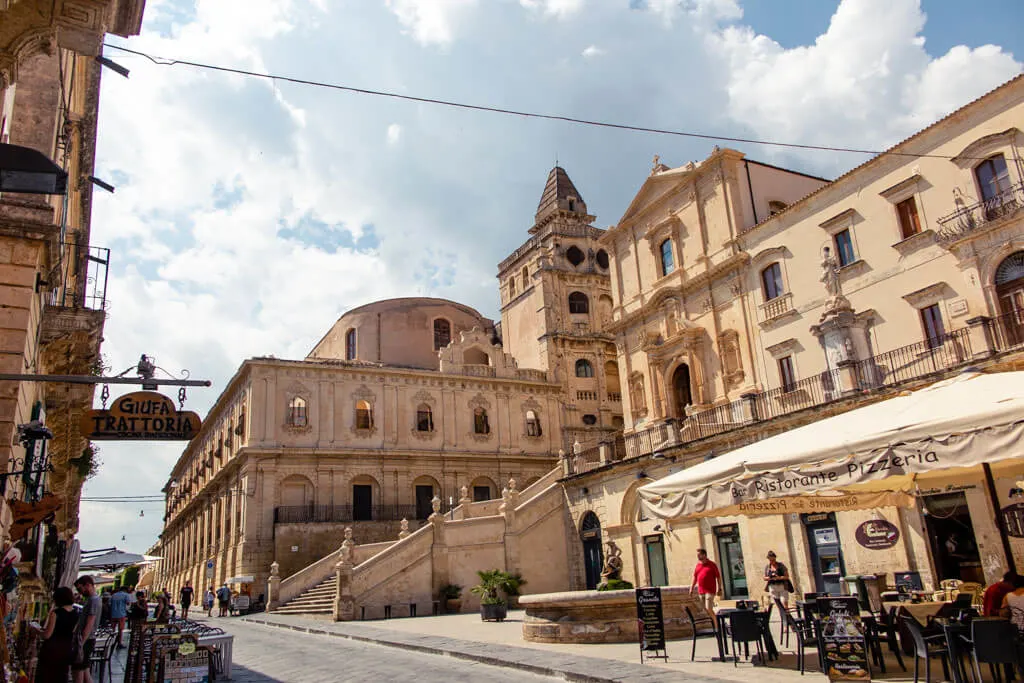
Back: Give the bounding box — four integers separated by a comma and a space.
79, 0, 1024, 552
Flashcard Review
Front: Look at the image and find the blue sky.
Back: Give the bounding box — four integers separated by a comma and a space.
80, 0, 1023, 552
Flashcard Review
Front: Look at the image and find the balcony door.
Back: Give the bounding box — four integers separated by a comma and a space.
995, 251, 1024, 347
671, 364, 692, 419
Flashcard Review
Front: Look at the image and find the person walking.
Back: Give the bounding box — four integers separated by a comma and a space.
72, 575, 101, 683
689, 548, 722, 628
763, 551, 792, 608
153, 595, 171, 624
216, 584, 231, 617
203, 586, 215, 617
32, 586, 77, 683
179, 581, 194, 620
109, 585, 130, 648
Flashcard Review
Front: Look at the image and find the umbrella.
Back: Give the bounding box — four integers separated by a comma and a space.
78, 549, 146, 571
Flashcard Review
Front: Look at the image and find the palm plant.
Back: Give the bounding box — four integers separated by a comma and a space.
470, 569, 524, 606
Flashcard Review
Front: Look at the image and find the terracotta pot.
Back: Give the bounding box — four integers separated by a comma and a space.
445, 598, 462, 614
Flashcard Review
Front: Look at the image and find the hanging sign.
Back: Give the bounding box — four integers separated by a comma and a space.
80, 391, 202, 441
818, 596, 870, 681
855, 520, 900, 549
635, 587, 668, 663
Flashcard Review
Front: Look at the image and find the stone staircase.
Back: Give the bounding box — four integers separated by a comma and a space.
273, 576, 334, 617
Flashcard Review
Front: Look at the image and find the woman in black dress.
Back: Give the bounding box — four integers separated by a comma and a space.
34, 586, 77, 683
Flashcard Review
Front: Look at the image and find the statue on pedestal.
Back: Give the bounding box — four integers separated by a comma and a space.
596, 540, 632, 590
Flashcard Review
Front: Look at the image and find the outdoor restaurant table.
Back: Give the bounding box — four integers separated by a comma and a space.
714, 607, 779, 664
884, 601, 950, 655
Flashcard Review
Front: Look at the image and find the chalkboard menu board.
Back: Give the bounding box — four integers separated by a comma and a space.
817, 596, 870, 681
635, 587, 668, 662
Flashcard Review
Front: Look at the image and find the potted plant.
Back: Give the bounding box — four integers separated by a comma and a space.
470, 569, 523, 622
440, 583, 462, 614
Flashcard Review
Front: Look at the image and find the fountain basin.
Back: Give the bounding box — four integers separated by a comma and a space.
519, 586, 702, 643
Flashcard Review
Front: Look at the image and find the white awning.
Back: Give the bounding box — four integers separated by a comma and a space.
638, 370, 1024, 519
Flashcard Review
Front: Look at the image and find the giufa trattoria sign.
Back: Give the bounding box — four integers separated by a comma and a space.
80, 391, 202, 440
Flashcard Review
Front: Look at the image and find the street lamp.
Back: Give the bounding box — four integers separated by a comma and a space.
0, 143, 68, 195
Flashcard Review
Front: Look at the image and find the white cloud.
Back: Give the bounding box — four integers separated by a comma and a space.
520, 0, 585, 19
581, 44, 604, 58
707, 0, 1021, 159
384, 0, 478, 46
386, 123, 403, 145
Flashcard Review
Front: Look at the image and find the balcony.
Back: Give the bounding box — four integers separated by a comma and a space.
937, 183, 1024, 244
609, 322, 1023, 467
274, 504, 418, 524
41, 243, 109, 343
759, 292, 795, 325
576, 390, 598, 402
608, 392, 622, 402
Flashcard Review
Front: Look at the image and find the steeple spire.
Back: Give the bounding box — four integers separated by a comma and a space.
535, 166, 588, 226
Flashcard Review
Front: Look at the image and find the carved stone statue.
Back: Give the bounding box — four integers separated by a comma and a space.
652, 155, 660, 172
431, 495, 441, 515
820, 246, 842, 298
398, 518, 410, 539
597, 540, 625, 588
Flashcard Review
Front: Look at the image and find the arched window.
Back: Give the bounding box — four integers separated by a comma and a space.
568, 291, 589, 314
287, 397, 307, 427
355, 400, 373, 430
473, 407, 490, 434
416, 403, 434, 432
345, 328, 357, 360
521, 266, 529, 290
433, 318, 451, 350
976, 154, 1011, 202
575, 359, 594, 378
525, 410, 542, 437
566, 246, 585, 266
659, 239, 675, 276
761, 262, 784, 301
629, 373, 647, 417
509, 276, 516, 298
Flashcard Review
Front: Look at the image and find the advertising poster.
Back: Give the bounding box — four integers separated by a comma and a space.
635, 587, 667, 662
817, 596, 870, 681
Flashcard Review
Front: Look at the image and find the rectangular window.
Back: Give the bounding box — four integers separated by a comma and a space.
834, 229, 856, 267
896, 197, 921, 240
778, 355, 797, 392
976, 154, 1011, 202
920, 304, 945, 348
761, 263, 784, 301
473, 486, 491, 502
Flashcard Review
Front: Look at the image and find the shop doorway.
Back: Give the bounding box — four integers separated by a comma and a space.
644, 535, 668, 587
923, 492, 984, 583
803, 512, 845, 595
714, 524, 748, 598
580, 512, 603, 590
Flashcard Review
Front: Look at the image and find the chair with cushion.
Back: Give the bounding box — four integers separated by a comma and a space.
970, 617, 1021, 683
685, 605, 718, 662
903, 615, 950, 683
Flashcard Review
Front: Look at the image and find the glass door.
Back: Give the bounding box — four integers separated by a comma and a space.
644, 535, 668, 587
714, 524, 748, 598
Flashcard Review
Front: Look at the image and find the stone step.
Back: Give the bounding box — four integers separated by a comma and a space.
284, 597, 334, 607
274, 605, 333, 614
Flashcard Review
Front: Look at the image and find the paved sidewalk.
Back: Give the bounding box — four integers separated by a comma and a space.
244, 610, 916, 683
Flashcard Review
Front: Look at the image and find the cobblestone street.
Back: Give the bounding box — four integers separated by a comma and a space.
193, 617, 561, 683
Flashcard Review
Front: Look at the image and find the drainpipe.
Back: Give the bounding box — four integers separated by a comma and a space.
744, 160, 758, 225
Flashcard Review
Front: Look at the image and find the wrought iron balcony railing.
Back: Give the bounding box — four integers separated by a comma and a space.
46, 242, 110, 310
937, 183, 1024, 243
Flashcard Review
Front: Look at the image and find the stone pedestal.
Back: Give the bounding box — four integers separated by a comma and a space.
966, 316, 996, 359
267, 561, 281, 611
810, 297, 872, 395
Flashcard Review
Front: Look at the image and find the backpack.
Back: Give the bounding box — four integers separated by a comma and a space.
217, 587, 230, 602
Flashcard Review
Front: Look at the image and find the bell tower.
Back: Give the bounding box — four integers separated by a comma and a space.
498, 166, 623, 449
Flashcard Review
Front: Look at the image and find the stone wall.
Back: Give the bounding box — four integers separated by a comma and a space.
273, 520, 425, 579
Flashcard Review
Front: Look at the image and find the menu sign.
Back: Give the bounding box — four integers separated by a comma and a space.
635, 587, 667, 661
818, 596, 870, 681
855, 520, 900, 549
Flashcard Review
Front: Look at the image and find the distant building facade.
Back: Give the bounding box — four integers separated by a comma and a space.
159, 298, 562, 589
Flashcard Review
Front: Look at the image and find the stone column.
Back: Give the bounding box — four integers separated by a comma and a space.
598, 441, 611, 465
333, 529, 356, 621
267, 561, 281, 611
966, 316, 996, 359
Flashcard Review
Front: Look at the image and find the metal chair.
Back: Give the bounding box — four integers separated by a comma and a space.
870, 605, 907, 672
685, 605, 718, 661
89, 636, 116, 683
903, 615, 951, 683
779, 605, 815, 675
971, 617, 1021, 683
729, 609, 765, 667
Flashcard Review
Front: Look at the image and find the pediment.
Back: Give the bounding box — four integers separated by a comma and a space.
618, 170, 693, 226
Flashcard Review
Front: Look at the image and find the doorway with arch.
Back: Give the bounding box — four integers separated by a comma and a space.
995, 251, 1024, 347
579, 512, 604, 590
671, 364, 692, 418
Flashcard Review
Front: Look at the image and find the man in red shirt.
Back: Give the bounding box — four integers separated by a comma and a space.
690, 548, 722, 628
983, 571, 1017, 616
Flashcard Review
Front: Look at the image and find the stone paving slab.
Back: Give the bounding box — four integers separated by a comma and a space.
243, 612, 724, 682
